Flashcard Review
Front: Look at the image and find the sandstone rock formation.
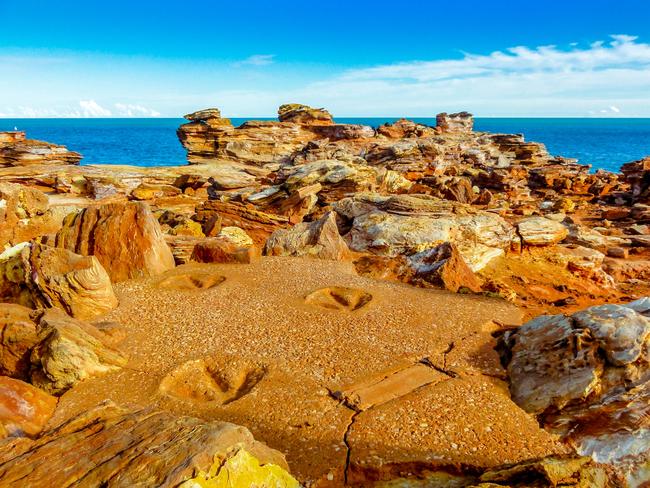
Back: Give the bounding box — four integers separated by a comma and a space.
621, 156, 650, 203
0, 304, 39, 379
435, 111, 474, 133
56, 202, 176, 282
502, 298, 650, 484
0, 183, 61, 249
0, 131, 82, 167
2, 108, 650, 486
0, 376, 57, 438
265, 211, 352, 260
336, 194, 515, 271
30, 308, 127, 394
0, 242, 118, 320
0, 402, 298, 487
517, 215, 568, 246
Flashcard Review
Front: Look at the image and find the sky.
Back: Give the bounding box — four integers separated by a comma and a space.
1, 0, 650, 118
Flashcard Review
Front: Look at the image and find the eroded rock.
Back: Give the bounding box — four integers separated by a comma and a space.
0, 403, 297, 487
0, 376, 57, 438
56, 201, 175, 282
0, 242, 118, 320
502, 299, 650, 482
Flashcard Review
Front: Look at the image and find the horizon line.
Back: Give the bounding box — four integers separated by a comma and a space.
3, 115, 650, 120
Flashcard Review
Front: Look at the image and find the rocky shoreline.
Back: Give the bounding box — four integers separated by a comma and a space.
0, 105, 648, 486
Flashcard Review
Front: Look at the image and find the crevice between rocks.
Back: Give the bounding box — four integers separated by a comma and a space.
342, 409, 360, 485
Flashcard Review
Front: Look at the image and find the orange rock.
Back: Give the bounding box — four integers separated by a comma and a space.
0, 242, 118, 320
55, 202, 175, 282
0, 376, 57, 437
0, 304, 39, 379
191, 238, 260, 264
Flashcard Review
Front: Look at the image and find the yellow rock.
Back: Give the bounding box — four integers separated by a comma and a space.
180, 448, 299, 488
217, 226, 254, 247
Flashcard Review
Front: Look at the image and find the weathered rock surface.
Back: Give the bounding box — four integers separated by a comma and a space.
502, 299, 650, 484
190, 236, 260, 264
436, 111, 474, 133
0, 304, 39, 379
0, 183, 62, 249
336, 194, 515, 271
517, 216, 568, 246
29, 308, 127, 395
0, 402, 297, 487
408, 242, 483, 292
265, 211, 352, 260
56, 202, 176, 282
0, 376, 57, 438
0, 242, 118, 320
621, 156, 650, 203
0, 131, 82, 167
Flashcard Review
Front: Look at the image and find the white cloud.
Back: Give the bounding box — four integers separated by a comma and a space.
79, 100, 112, 117
265, 34, 650, 117
114, 103, 161, 117
234, 54, 276, 67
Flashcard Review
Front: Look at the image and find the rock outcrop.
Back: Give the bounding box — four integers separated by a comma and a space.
621, 156, 650, 203
0, 242, 118, 320
0, 131, 82, 167
56, 202, 175, 282
0, 304, 39, 379
336, 194, 515, 271
517, 216, 568, 246
264, 211, 352, 260
0, 183, 62, 249
0, 376, 57, 438
0, 403, 298, 487
501, 298, 650, 483
29, 308, 127, 395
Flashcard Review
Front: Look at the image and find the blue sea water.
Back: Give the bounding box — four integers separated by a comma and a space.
1, 118, 649, 172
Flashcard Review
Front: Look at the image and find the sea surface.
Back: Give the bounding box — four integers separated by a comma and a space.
1, 118, 649, 172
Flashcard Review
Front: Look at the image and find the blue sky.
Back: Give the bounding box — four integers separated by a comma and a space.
1, 0, 650, 117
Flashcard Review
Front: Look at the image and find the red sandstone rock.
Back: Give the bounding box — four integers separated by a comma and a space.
0, 242, 118, 320
55, 202, 175, 282
0, 131, 82, 167
0, 376, 57, 438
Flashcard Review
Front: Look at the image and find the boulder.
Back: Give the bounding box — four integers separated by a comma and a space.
502, 299, 650, 481
337, 194, 515, 271
0, 304, 39, 379
0, 242, 118, 320
191, 237, 260, 265
55, 202, 175, 282
0, 376, 57, 438
264, 211, 352, 260
517, 216, 568, 246
0, 403, 298, 487
408, 242, 483, 293
621, 156, 650, 203
184, 108, 222, 121
435, 112, 474, 133
29, 308, 127, 395
277, 103, 333, 125
0, 183, 60, 249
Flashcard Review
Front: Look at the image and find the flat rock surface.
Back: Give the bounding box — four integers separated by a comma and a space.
48, 257, 567, 484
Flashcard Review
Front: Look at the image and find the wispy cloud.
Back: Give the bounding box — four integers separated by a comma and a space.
1, 36, 649, 117
234, 54, 276, 67
296, 34, 650, 116
1, 101, 161, 118
114, 103, 161, 117
79, 100, 112, 117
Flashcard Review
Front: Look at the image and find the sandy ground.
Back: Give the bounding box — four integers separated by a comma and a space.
52, 257, 566, 485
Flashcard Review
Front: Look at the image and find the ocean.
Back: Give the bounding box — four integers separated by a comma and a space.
1, 118, 649, 172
